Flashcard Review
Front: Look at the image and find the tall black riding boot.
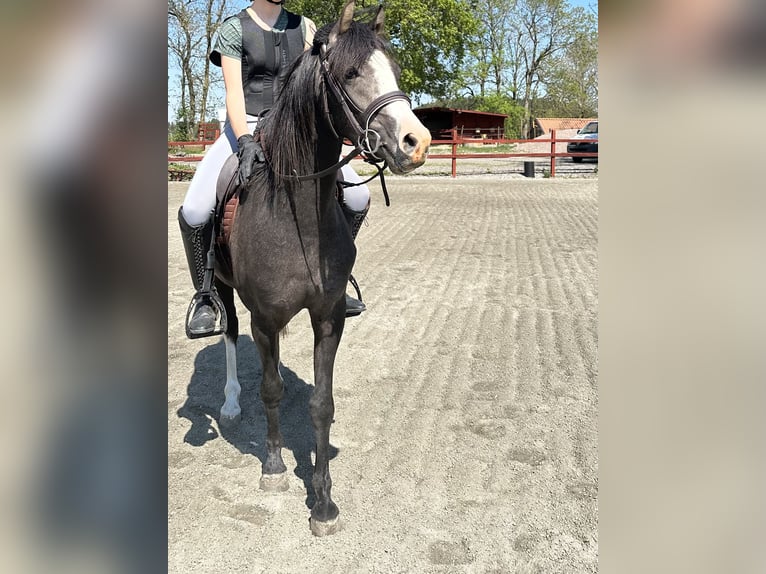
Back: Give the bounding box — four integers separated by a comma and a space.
178, 207, 226, 338
342, 201, 369, 317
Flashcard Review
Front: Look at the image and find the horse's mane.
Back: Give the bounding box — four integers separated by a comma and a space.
255, 19, 389, 198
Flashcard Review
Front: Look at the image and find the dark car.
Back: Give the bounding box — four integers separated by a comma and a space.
567, 121, 598, 162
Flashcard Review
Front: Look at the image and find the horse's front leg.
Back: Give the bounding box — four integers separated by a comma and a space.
308, 300, 346, 536
217, 280, 241, 427
251, 321, 289, 492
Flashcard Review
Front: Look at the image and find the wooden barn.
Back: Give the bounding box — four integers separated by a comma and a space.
413, 107, 508, 141
197, 121, 221, 141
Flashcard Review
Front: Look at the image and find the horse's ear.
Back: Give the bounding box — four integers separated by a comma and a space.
329, 0, 355, 46
371, 4, 385, 36
338, 0, 355, 35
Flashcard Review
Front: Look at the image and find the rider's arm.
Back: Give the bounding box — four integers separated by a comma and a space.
221, 55, 250, 140
304, 17, 316, 50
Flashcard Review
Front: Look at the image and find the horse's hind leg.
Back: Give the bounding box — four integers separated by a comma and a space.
251, 321, 289, 492
308, 302, 345, 536
217, 280, 241, 427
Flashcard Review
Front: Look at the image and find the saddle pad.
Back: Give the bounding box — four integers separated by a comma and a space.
220, 196, 239, 246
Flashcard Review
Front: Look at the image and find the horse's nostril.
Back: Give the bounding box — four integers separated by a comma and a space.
403, 133, 418, 151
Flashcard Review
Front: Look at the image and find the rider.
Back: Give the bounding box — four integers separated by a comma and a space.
178, 0, 370, 338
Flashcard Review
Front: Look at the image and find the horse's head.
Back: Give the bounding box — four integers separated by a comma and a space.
316, 0, 430, 174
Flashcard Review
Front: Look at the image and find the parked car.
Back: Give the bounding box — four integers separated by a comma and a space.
567, 121, 598, 162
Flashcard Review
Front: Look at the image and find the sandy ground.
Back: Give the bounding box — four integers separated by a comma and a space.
168, 174, 598, 573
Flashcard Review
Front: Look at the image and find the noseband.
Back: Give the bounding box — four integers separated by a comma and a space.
318, 43, 410, 159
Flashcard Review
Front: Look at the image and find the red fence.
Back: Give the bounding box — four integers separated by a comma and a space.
428, 128, 598, 178
168, 140, 216, 163
168, 128, 598, 178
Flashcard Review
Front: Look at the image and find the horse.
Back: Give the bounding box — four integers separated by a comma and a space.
210, 0, 430, 536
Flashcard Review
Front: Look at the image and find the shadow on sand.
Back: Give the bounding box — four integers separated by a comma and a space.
176, 335, 337, 509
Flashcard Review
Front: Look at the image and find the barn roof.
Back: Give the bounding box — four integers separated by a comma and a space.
535, 118, 597, 134
414, 106, 509, 119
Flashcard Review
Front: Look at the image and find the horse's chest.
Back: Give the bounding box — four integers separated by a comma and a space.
229, 214, 355, 296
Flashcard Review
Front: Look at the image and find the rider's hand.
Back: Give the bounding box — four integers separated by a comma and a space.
236, 134, 265, 185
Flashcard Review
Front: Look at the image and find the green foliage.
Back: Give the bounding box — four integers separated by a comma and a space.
285, 0, 476, 100
453, 0, 598, 131
540, 8, 598, 117
170, 107, 195, 142
459, 0, 514, 98
475, 94, 527, 139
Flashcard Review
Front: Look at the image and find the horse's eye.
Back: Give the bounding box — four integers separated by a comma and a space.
344, 68, 359, 80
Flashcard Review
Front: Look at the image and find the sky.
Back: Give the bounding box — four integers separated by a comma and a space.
568, 0, 597, 10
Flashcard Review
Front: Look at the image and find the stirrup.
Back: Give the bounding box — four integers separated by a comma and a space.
185, 290, 227, 339
348, 274, 363, 301
345, 274, 366, 317
345, 294, 366, 317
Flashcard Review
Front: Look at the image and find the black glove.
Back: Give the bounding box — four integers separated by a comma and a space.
236, 134, 265, 186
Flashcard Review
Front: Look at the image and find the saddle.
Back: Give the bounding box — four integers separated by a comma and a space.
213, 153, 241, 276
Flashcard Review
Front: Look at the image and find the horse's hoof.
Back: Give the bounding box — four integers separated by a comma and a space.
259, 472, 289, 492
219, 413, 241, 428
310, 515, 341, 537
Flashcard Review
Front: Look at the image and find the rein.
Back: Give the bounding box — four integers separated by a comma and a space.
261, 41, 409, 207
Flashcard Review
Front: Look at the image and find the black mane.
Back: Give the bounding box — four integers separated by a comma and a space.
255, 19, 389, 196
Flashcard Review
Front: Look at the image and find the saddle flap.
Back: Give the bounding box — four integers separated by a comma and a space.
215, 153, 241, 245
216, 153, 239, 205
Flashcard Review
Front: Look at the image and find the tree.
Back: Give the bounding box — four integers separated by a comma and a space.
460, 0, 513, 98
168, 0, 230, 138
285, 0, 477, 101
168, 1, 200, 138
512, 0, 582, 137
199, 0, 231, 127
541, 10, 598, 117
455, 0, 594, 137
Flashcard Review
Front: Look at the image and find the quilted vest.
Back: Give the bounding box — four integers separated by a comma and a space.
236, 10, 304, 116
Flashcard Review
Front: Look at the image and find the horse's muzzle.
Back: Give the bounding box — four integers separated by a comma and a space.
388, 127, 430, 174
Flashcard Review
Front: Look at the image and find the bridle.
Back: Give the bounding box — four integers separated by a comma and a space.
267, 40, 411, 205
318, 42, 410, 160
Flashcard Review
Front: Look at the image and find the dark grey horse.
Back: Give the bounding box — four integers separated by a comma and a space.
211, 0, 430, 536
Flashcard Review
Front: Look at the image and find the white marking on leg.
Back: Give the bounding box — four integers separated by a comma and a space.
220, 334, 241, 420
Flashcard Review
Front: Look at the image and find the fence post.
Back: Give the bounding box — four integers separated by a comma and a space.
550, 129, 556, 177
451, 128, 457, 178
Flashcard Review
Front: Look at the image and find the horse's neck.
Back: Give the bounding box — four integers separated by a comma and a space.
283, 130, 342, 230
316, 139, 343, 170
313, 131, 343, 204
